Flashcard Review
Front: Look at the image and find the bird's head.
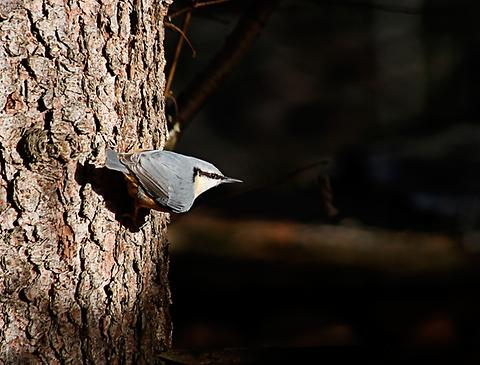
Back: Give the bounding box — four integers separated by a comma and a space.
192, 160, 242, 198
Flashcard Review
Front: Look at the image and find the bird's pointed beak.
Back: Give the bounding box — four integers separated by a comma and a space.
222, 177, 243, 184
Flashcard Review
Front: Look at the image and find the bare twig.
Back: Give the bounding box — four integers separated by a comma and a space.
165, 22, 197, 59
213, 159, 331, 205
318, 174, 339, 218
195, 0, 232, 9
176, 0, 282, 129
169, 0, 232, 19
165, 2, 196, 97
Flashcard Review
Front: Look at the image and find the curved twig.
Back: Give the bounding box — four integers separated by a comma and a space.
176, 0, 282, 129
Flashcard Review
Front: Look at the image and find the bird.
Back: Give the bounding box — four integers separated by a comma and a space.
105, 148, 242, 215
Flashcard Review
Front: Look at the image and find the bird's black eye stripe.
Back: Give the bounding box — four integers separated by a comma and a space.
193, 167, 224, 181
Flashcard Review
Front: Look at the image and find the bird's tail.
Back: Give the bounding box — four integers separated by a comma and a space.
105, 149, 129, 173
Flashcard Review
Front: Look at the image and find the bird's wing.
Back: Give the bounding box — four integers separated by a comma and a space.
121, 151, 194, 213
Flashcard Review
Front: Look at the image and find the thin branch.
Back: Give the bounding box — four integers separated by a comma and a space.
165, 21, 197, 58
165, 3, 196, 96
169, 0, 232, 19
176, 0, 282, 129
318, 174, 339, 219
214, 159, 331, 205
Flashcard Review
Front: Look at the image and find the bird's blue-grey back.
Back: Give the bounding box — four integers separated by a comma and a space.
124, 150, 196, 213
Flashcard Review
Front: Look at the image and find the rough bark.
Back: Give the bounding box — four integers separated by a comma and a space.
0, 0, 172, 363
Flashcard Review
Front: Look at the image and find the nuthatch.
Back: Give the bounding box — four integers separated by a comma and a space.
105, 149, 242, 214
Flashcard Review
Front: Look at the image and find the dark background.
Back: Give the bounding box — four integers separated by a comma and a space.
164, 0, 480, 349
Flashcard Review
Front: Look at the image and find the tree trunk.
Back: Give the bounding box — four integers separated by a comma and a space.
0, 0, 172, 363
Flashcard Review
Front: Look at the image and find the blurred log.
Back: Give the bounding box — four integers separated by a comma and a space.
157, 347, 455, 365
158, 347, 351, 365
169, 214, 468, 273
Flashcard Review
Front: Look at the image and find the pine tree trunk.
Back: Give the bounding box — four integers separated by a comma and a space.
0, 0, 172, 363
